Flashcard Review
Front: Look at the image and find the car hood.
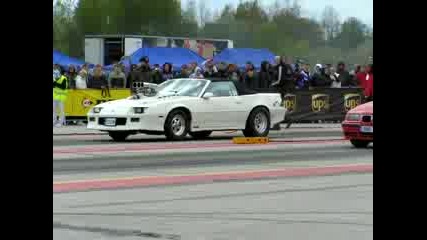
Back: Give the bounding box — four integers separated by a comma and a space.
95, 95, 194, 108
348, 101, 373, 114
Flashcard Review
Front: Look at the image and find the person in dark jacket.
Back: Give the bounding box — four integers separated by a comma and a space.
66, 65, 78, 89
272, 56, 295, 99
161, 63, 174, 82
310, 64, 325, 88
211, 62, 229, 79
336, 61, 354, 87
203, 60, 217, 78
151, 64, 163, 84
242, 62, 257, 89
350, 64, 361, 85
87, 65, 108, 89
258, 61, 272, 89
176, 64, 190, 78
136, 56, 152, 83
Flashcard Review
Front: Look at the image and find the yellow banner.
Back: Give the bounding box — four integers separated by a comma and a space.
63, 89, 131, 117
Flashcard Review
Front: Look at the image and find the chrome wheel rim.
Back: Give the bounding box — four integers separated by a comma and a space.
254, 112, 267, 134
171, 114, 186, 136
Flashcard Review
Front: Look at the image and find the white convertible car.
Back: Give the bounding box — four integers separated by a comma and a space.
87, 78, 286, 141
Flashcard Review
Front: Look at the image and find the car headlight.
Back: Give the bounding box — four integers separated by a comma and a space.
133, 107, 147, 114
92, 107, 103, 113
346, 113, 361, 121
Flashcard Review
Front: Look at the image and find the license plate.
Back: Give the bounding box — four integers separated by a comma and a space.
104, 118, 116, 126
360, 126, 373, 133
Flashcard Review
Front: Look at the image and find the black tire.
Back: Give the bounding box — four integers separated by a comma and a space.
164, 109, 190, 140
189, 131, 212, 139
108, 131, 130, 142
350, 140, 370, 148
243, 107, 270, 137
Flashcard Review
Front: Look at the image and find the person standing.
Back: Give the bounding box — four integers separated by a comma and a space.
336, 62, 354, 87
330, 67, 341, 88
257, 61, 272, 89
362, 64, 373, 102
161, 63, 174, 82
108, 64, 127, 88
310, 64, 326, 88
271, 56, 295, 100
66, 65, 78, 89
53, 64, 61, 82
53, 67, 68, 127
136, 56, 152, 83
242, 62, 257, 89
271, 56, 295, 129
151, 64, 164, 84
296, 62, 310, 90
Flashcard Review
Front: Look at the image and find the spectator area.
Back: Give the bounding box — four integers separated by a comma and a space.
53, 50, 93, 71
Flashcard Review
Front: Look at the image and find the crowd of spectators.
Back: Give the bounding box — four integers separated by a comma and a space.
53, 55, 373, 99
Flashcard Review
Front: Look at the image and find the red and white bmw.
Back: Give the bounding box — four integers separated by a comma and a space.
342, 101, 373, 148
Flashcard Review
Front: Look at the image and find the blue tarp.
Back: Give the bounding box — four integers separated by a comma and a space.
127, 47, 206, 70
53, 50, 93, 70
213, 48, 275, 69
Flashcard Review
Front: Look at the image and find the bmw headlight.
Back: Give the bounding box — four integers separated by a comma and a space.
346, 113, 361, 121
133, 107, 147, 114
92, 107, 103, 113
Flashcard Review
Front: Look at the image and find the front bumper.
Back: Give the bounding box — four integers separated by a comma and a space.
342, 123, 373, 141
87, 114, 165, 132
270, 107, 287, 125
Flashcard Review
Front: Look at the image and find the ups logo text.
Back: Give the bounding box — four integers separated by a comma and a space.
312, 94, 330, 112
344, 94, 361, 112
283, 94, 297, 112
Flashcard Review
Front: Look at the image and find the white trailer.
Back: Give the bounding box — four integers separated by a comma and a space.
84, 34, 234, 66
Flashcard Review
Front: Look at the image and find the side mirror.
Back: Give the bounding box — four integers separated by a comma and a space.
203, 92, 214, 99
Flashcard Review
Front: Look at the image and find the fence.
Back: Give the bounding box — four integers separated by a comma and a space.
281, 88, 364, 122
61, 86, 364, 122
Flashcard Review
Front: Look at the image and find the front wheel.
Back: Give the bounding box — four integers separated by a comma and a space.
108, 131, 130, 142
243, 107, 270, 137
164, 109, 190, 140
189, 131, 212, 139
350, 140, 370, 148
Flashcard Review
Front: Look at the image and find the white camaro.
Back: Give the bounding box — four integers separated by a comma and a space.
87, 78, 286, 141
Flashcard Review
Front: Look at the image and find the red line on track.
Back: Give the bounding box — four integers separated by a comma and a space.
53, 163, 372, 193
53, 139, 345, 154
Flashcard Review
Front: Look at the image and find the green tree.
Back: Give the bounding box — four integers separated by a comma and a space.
74, 0, 182, 36
179, 0, 199, 37
333, 17, 367, 50
55, 0, 372, 64
53, 0, 78, 56
320, 5, 340, 42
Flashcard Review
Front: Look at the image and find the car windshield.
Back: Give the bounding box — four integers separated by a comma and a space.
156, 78, 208, 97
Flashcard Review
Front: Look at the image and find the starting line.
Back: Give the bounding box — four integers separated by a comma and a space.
232, 137, 269, 144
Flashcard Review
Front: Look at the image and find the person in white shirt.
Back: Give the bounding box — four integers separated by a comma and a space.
330, 67, 341, 88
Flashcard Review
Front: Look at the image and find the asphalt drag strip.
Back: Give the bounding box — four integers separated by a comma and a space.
53, 129, 343, 147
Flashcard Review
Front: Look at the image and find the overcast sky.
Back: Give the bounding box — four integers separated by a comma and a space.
183, 0, 373, 27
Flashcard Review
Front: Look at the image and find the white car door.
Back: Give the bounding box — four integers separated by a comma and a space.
199, 81, 243, 129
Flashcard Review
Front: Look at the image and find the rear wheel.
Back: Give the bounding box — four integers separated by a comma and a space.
243, 107, 270, 137
164, 109, 190, 140
189, 131, 212, 139
108, 131, 130, 142
350, 140, 370, 148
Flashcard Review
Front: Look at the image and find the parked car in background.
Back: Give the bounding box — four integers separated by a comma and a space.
342, 101, 373, 148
